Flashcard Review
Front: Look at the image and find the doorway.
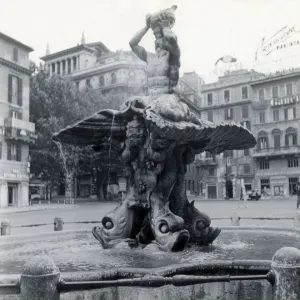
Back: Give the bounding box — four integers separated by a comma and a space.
207, 185, 217, 199
7, 183, 18, 206
8, 186, 13, 205
289, 177, 299, 195
226, 180, 233, 199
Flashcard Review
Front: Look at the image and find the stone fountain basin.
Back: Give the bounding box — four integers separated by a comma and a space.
1, 227, 300, 275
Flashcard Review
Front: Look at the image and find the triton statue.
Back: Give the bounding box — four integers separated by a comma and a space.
53, 5, 256, 252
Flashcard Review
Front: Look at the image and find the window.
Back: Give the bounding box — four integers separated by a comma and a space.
274, 186, 284, 196
208, 167, 215, 176
7, 143, 21, 161
0, 141, 2, 159
8, 75, 22, 106
244, 149, 250, 156
272, 86, 279, 98
224, 90, 230, 102
284, 107, 296, 120
13, 47, 18, 62
224, 150, 233, 157
285, 128, 297, 146
288, 157, 299, 168
207, 110, 213, 122
86, 79, 91, 87
52, 63, 55, 74
274, 134, 281, 148
207, 93, 213, 105
258, 137, 268, 149
75, 81, 80, 90
286, 83, 293, 96
242, 105, 249, 118
242, 86, 248, 99
227, 165, 232, 174
12, 76, 18, 104
225, 108, 233, 120
111, 73, 117, 84
257, 132, 268, 149
99, 76, 105, 87
273, 109, 279, 121
259, 112, 265, 123
241, 121, 251, 130
245, 184, 252, 192
258, 89, 264, 101
11, 110, 22, 119
243, 164, 251, 174
259, 160, 269, 170
205, 151, 213, 158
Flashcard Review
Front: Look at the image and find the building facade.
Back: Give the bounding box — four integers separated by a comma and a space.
199, 69, 263, 200
177, 72, 204, 195
0, 32, 35, 207
251, 70, 300, 198
198, 68, 300, 200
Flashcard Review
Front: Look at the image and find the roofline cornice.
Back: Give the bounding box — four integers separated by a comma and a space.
250, 72, 300, 86
40, 45, 94, 61
0, 58, 31, 75
0, 32, 33, 52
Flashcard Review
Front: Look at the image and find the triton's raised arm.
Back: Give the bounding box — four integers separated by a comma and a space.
129, 15, 151, 63
161, 20, 181, 57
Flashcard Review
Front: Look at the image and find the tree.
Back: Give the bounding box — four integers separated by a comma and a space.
29, 68, 122, 202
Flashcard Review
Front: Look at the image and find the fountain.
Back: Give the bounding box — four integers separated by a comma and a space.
52, 5, 256, 252
5, 6, 300, 300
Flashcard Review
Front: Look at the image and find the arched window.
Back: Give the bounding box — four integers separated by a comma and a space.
272, 129, 281, 149
285, 127, 297, 146
99, 76, 105, 87
257, 131, 268, 149
111, 73, 117, 84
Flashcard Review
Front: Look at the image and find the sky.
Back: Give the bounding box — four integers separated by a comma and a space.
2, 0, 300, 82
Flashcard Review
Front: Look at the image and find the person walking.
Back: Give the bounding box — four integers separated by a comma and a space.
296, 182, 300, 209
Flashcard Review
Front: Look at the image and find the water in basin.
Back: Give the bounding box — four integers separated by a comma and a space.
1, 229, 300, 274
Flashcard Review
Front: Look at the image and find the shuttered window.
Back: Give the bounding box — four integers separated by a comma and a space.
8, 75, 22, 106
8, 75, 12, 103
7, 142, 22, 161
18, 78, 22, 106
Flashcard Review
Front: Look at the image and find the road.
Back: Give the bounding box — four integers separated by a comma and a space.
1, 199, 299, 235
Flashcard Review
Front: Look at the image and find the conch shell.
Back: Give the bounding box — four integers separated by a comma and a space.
149, 5, 177, 29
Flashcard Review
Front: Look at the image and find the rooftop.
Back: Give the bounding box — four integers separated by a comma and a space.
40, 41, 111, 61
201, 69, 264, 91
250, 68, 300, 86
0, 32, 33, 52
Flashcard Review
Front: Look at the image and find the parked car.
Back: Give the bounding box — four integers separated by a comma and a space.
29, 193, 44, 204
247, 190, 261, 201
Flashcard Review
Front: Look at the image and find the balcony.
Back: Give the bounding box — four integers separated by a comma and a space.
5, 117, 35, 132
252, 145, 300, 157
4, 118, 36, 143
